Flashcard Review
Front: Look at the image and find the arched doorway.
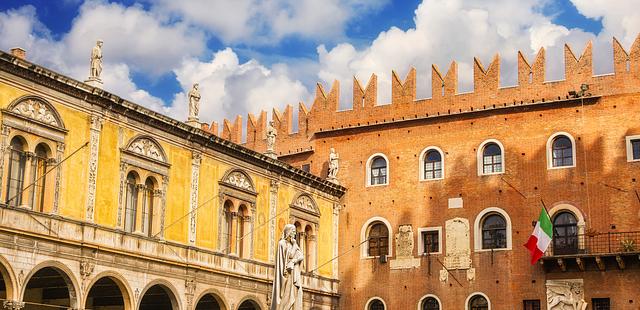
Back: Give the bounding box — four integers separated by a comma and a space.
195, 293, 225, 310
139, 284, 178, 310
85, 277, 128, 310
553, 211, 579, 255
23, 266, 77, 309
238, 299, 260, 310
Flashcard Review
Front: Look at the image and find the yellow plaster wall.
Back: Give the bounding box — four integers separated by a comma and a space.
0, 83, 27, 108
315, 197, 335, 277
252, 175, 270, 262
163, 144, 191, 243
93, 121, 121, 227
195, 158, 226, 250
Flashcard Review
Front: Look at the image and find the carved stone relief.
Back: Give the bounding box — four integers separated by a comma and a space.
0, 125, 10, 200
224, 171, 254, 191
185, 278, 196, 308
291, 194, 319, 215
52, 142, 64, 214
466, 267, 476, 281
85, 115, 102, 222
80, 259, 95, 290
2, 301, 25, 310
390, 224, 420, 269
546, 279, 588, 310
444, 218, 472, 270
188, 152, 201, 244
439, 269, 448, 282
116, 162, 128, 227
127, 138, 165, 162
11, 97, 60, 127
268, 180, 279, 263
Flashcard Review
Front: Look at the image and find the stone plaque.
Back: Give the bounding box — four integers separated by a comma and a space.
389, 224, 420, 269
444, 218, 471, 269
448, 197, 463, 209
546, 279, 588, 310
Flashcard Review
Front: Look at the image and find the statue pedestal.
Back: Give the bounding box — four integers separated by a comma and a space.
265, 150, 277, 159
327, 176, 339, 184
85, 77, 103, 88
186, 117, 200, 128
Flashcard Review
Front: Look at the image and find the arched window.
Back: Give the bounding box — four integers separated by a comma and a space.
305, 224, 314, 272
423, 150, 443, 180
223, 200, 234, 254
552, 212, 578, 255
6, 137, 26, 206
370, 156, 388, 185
30, 144, 50, 212
368, 298, 385, 310
482, 143, 502, 174
421, 297, 440, 310
552, 135, 573, 167
124, 172, 138, 233
469, 295, 489, 310
367, 222, 389, 257
141, 177, 155, 236
481, 214, 507, 249
237, 205, 249, 258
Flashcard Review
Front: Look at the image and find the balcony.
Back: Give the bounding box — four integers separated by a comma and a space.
541, 231, 640, 272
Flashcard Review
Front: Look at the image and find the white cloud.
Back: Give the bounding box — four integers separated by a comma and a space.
169, 48, 311, 127
149, 0, 388, 44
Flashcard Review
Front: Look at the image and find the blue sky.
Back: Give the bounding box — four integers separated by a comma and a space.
0, 0, 636, 127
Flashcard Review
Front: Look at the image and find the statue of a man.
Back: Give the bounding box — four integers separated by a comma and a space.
188, 83, 201, 119
271, 224, 303, 310
328, 148, 339, 179
266, 121, 277, 152
89, 40, 103, 80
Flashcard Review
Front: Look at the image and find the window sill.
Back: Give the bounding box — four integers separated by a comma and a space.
361, 255, 393, 260
626, 158, 640, 163
419, 177, 444, 182
478, 171, 504, 176
474, 247, 511, 252
547, 165, 575, 170
366, 183, 388, 188
420, 252, 442, 256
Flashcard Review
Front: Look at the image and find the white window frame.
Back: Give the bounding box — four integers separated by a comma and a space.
417, 227, 442, 255
546, 132, 576, 169
465, 292, 491, 310
417, 294, 442, 310
364, 297, 387, 310
419, 146, 445, 181
366, 153, 389, 187
360, 216, 393, 259
476, 139, 505, 176
625, 135, 640, 162
473, 207, 512, 252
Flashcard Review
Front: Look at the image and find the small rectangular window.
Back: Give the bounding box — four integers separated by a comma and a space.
591, 298, 610, 310
523, 300, 540, 310
421, 230, 439, 254
632, 139, 640, 160
301, 164, 310, 172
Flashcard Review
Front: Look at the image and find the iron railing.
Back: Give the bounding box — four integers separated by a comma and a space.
546, 231, 640, 256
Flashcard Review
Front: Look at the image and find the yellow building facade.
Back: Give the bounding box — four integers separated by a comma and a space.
0, 48, 345, 310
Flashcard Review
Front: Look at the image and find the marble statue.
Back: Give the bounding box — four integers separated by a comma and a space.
327, 148, 339, 180
188, 83, 201, 120
89, 40, 103, 80
271, 224, 303, 310
266, 121, 277, 152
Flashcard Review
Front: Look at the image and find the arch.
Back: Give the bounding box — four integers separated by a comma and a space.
419, 146, 445, 181
476, 139, 505, 175
236, 296, 264, 310
474, 207, 512, 251
125, 135, 167, 163
364, 297, 387, 310
22, 260, 81, 309
360, 217, 393, 258
417, 294, 442, 310
548, 203, 586, 231
7, 95, 65, 129
546, 131, 576, 169
137, 279, 181, 310
194, 288, 229, 310
84, 271, 134, 310
0, 254, 18, 301
366, 153, 389, 186
290, 193, 320, 216
465, 292, 491, 310
221, 169, 256, 193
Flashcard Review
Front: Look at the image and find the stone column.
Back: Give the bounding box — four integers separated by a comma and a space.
188, 152, 201, 244
21, 151, 34, 207
116, 162, 128, 228
159, 175, 168, 239
230, 212, 238, 254
0, 125, 11, 200
332, 203, 341, 278
85, 115, 102, 222
268, 180, 279, 263
52, 142, 65, 214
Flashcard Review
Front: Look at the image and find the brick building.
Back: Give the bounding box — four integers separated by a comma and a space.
216, 37, 640, 309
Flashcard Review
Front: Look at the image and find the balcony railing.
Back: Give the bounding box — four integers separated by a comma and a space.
546, 231, 640, 256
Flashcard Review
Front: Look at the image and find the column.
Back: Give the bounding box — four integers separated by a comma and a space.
188, 152, 201, 244
229, 212, 238, 255
52, 142, 64, 214
268, 180, 279, 263
0, 125, 10, 200
116, 162, 128, 228
332, 203, 342, 278
21, 151, 34, 208
85, 114, 102, 222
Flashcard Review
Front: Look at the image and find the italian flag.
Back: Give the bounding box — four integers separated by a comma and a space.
524, 207, 552, 265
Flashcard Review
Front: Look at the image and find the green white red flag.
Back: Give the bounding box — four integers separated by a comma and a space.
524, 207, 553, 264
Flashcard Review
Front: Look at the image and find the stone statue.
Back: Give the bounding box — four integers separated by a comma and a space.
327, 148, 339, 180
89, 40, 103, 80
266, 121, 277, 152
188, 83, 201, 120
271, 224, 303, 310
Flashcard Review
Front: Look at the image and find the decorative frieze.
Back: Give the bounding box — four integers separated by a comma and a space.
0, 125, 10, 199
85, 115, 102, 222
11, 97, 60, 127
53, 142, 65, 214
223, 170, 254, 191
127, 137, 165, 162
268, 179, 279, 262
188, 152, 201, 244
